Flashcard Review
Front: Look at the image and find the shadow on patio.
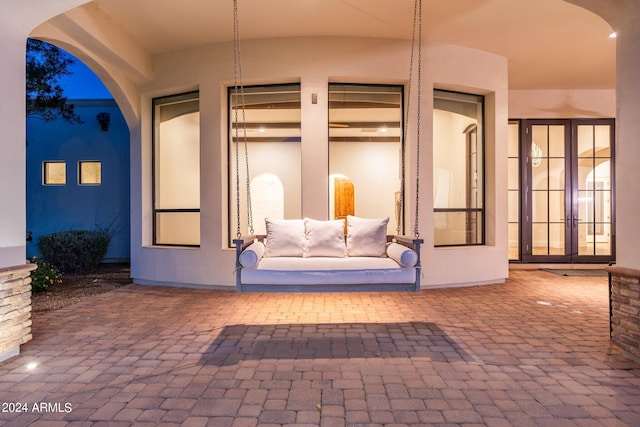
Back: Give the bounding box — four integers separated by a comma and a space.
201, 322, 473, 366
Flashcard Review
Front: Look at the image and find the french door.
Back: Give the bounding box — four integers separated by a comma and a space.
519, 119, 615, 263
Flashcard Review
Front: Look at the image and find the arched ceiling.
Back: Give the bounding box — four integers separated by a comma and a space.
36, 0, 616, 90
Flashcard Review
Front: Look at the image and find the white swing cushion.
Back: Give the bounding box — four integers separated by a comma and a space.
346, 215, 389, 257
386, 242, 419, 267
239, 242, 418, 285
264, 218, 305, 257
238, 241, 265, 268
240, 256, 416, 285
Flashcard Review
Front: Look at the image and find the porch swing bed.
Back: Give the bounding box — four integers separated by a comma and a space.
234, 217, 423, 292
230, 0, 425, 292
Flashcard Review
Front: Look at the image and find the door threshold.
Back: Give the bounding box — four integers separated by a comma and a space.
509, 263, 609, 270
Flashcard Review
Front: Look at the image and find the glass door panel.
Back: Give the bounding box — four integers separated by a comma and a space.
549, 190, 565, 221
532, 223, 548, 255
549, 223, 565, 255
548, 125, 566, 157
577, 158, 595, 187
548, 159, 565, 189
507, 121, 520, 260
521, 119, 614, 263
574, 123, 613, 259
528, 123, 567, 259
507, 158, 519, 189
532, 161, 549, 190
532, 191, 549, 222
594, 125, 612, 157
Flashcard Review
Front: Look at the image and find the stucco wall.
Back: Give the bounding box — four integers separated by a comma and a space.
509, 89, 616, 119
26, 100, 130, 262
131, 37, 510, 289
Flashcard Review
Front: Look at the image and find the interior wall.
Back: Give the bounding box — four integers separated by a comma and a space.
329, 141, 400, 234
231, 141, 302, 236
129, 37, 511, 289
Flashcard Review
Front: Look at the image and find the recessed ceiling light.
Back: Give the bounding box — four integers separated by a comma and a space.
609, 32, 617, 38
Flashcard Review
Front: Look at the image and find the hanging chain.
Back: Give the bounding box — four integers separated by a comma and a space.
413, 0, 422, 239
233, 0, 253, 238
402, 0, 422, 238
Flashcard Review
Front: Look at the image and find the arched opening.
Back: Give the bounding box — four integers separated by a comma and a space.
25, 40, 131, 263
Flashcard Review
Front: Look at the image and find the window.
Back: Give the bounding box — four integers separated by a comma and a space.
228, 83, 301, 242
153, 91, 200, 246
328, 83, 403, 234
79, 161, 101, 185
43, 161, 66, 185
433, 89, 484, 246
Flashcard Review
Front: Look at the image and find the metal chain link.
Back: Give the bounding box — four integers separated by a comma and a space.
414, 0, 422, 239
402, 0, 422, 239
233, 0, 419, 239
233, 0, 253, 238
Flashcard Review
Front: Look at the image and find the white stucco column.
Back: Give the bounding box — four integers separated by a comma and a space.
0, 31, 29, 268
300, 76, 329, 219
613, 15, 640, 270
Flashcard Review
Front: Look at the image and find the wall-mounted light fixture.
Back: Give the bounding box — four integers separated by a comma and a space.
96, 112, 111, 131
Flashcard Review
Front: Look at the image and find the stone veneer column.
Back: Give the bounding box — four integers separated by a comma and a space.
607, 266, 640, 363
0, 263, 36, 363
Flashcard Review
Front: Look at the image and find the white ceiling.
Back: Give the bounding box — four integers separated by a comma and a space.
89, 0, 616, 90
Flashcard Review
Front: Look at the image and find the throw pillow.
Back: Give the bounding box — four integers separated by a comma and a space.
303, 218, 347, 257
346, 215, 389, 257
264, 218, 305, 257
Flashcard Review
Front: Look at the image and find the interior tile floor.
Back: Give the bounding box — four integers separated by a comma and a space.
1, 270, 639, 426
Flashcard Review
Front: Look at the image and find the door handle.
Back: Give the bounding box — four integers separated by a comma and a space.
566, 215, 578, 228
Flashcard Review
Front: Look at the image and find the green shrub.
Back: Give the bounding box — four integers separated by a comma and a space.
38, 229, 111, 274
30, 257, 62, 293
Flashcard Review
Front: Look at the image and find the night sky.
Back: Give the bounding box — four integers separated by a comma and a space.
59, 52, 112, 99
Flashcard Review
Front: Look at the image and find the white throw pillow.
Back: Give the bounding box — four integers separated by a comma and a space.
303, 218, 347, 258
346, 215, 389, 257
264, 218, 305, 257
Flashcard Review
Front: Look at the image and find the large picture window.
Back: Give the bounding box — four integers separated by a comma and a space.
328, 83, 403, 234
153, 91, 200, 246
433, 89, 485, 246
228, 83, 301, 243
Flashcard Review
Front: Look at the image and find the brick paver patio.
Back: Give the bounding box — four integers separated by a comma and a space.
1, 270, 639, 426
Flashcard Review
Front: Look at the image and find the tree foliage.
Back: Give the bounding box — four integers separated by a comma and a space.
26, 38, 81, 123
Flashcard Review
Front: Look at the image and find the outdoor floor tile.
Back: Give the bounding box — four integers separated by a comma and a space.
0, 270, 639, 425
